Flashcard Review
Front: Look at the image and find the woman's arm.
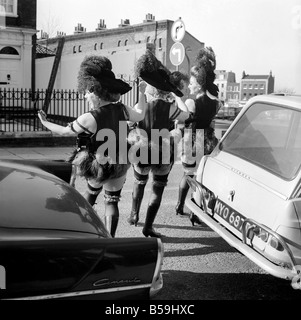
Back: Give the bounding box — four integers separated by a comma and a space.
38, 110, 96, 136
173, 94, 189, 113
125, 81, 147, 123
169, 104, 190, 124
185, 98, 196, 114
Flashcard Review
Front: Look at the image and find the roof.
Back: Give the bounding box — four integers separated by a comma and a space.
242, 75, 270, 80
37, 19, 203, 47
247, 94, 301, 110
35, 44, 56, 58
38, 19, 173, 44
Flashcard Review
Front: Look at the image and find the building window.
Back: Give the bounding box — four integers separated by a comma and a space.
159, 38, 162, 49
0, 0, 17, 16
249, 84, 252, 89
78, 45, 82, 53
100, 43, 104, 49
118, 40, 121, 47
124, 39, 128, 46
73, 46, 76, 54
243, 84, 247, 89
94, 43, 97, 50
0, 46, 19, 55
146, 36, 151, 43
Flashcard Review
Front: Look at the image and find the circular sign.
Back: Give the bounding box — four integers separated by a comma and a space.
171, 19, 186, 42
170, 42, 185, 66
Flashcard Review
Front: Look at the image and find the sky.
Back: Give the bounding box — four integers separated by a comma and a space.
37, 0, 301, 93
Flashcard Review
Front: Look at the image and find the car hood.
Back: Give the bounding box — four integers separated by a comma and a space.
0, 161, 105, 236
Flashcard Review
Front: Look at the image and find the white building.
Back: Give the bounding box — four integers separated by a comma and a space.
0, 0, 37, 89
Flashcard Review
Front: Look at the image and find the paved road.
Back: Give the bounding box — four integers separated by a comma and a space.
1, 147, 301, 300
75, 163, 301, 300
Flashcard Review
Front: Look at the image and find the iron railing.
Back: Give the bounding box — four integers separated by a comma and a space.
0, 81, 139, 133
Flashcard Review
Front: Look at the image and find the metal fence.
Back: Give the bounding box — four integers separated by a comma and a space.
0, 81, 139, 133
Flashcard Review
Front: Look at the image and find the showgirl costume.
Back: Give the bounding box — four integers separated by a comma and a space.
67, 55, 132, 190
126, 49, 186, 238
127, 49, 184, 174
181, 48, 221, 174
69, 102, 130, 184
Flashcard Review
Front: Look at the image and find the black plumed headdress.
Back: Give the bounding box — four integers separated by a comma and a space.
77, 55, 131, 95
135, 50, 183, 97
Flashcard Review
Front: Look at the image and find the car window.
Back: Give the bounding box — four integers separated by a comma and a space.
220, 102, 301, 180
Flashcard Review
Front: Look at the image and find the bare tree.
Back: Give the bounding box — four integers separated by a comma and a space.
39, 10, 62, 39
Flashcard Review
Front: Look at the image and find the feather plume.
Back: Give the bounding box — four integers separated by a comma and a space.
77, 55, 112, 92
135, 50, 162, 78
195, 47, 216, 72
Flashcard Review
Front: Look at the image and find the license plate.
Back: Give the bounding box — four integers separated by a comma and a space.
213, 198, 251, 233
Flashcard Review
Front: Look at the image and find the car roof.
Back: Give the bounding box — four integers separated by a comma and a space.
0, 160, 57, 180
247, 94, 301, 110
0, 160, 105, 235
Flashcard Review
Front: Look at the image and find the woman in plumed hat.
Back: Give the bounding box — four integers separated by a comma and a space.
175, 47, 222, 225
127, 50, 190, 238
38, 55, 147, 237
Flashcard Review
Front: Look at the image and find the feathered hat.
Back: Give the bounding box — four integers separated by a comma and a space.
191, 47, 219, 97
135, 50, 183, 97
77, 55, 132, 95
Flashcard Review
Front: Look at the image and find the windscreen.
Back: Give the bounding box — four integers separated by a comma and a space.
220, 102, 301, 180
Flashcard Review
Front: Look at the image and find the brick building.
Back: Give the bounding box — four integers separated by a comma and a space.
240, 70, 275, 101
0, 0, 37, 89
214, 70, 240, 103
36, 14, 204, 90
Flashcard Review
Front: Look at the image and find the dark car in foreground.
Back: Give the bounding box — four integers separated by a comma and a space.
0, 160, 163, 300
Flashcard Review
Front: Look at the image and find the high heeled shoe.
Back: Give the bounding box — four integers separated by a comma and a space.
175, 204, 186, 216
104, 216, 119, 238
127, 213, 139, 227
189, 213, 202, 226
142, 227, 162, 238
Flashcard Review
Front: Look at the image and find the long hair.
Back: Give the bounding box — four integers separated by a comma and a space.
192, 47, 219, 97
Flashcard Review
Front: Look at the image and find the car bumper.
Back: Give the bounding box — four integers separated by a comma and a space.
185, 196, 298, 281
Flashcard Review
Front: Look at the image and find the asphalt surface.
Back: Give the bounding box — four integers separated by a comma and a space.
2, 146, 301, 300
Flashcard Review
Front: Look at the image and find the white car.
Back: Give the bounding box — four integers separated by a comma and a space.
186, 94, 301, 286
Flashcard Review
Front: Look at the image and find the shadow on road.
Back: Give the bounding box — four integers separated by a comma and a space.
154, 270, 301, 300
135, 221, 212, 232
160, 240, 237, 257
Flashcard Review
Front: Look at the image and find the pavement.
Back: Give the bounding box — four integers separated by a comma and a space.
0, 146, 74, 161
